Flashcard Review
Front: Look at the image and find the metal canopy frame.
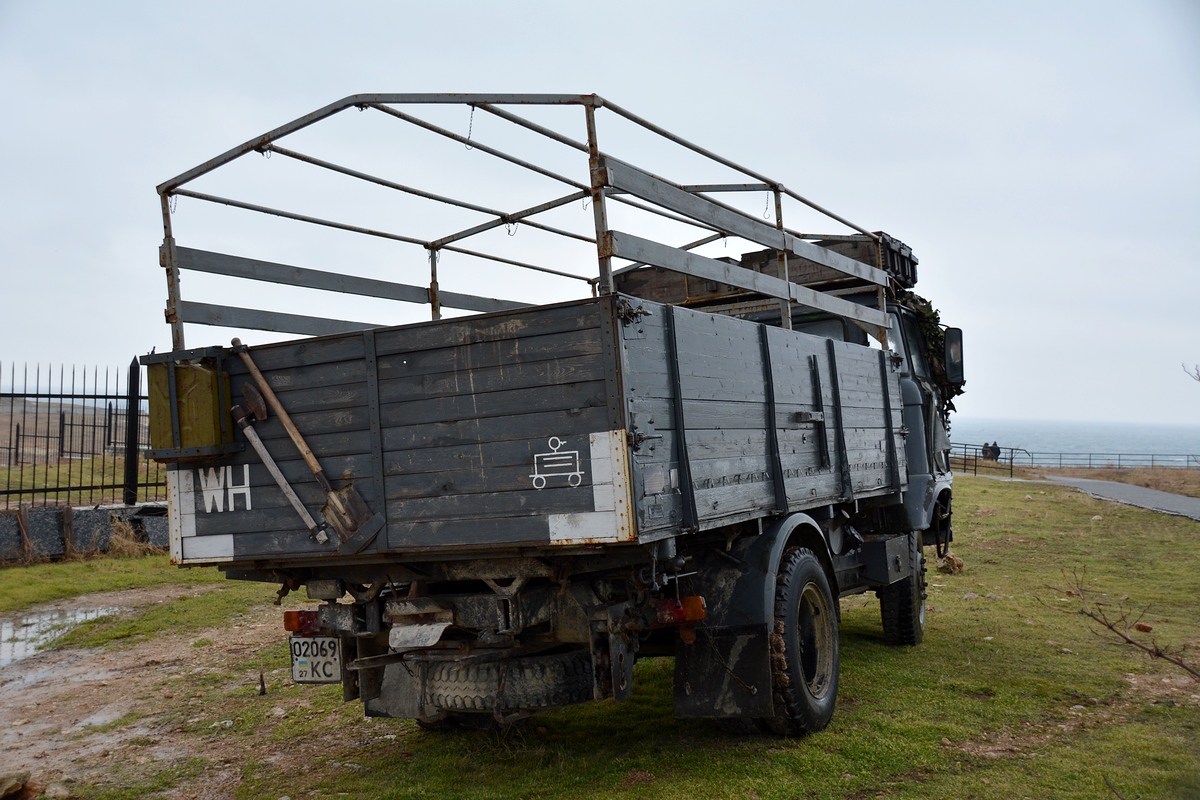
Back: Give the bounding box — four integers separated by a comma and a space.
157, 93, 891, 351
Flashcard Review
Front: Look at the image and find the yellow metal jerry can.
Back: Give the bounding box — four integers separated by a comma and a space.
147, 361, 235, 461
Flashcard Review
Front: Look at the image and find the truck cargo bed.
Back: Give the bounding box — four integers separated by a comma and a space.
166, 294, 906, 566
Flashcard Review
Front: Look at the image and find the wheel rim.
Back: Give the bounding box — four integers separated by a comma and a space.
797, 581, 835, 700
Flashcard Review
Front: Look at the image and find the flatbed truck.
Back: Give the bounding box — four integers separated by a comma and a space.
145, 94, 964, 734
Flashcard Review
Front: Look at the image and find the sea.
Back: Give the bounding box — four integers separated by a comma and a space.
949, 417, 1200, 463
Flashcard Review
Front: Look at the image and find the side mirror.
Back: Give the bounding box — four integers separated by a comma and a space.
943, 328, 964, 386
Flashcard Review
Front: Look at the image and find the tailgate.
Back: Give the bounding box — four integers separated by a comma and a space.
160, 297, 634, 565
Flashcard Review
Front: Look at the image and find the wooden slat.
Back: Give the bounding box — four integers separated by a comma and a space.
375, 328, 604, 380
601, 160, 887, 286
376, 353, 607, 405
380, 380, 607, 429
382, 483, 593, 521
381, 406, 610, 452
371, 299, 606, 355
606, 232, 889, 329
384, 517, 551, 550
179, 301, 380, 336
176, 247, 525, 313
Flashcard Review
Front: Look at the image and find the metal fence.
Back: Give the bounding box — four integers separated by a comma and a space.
950, 442, 1200, 478
1, 360, 166, 510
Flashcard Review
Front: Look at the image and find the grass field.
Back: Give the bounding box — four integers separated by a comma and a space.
3, 475, 1198, 799
0, 548, 223, 613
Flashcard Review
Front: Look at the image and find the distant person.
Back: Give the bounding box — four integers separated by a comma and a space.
991, 441, 1001, 460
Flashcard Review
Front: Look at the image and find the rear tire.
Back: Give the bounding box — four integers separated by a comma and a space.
761, 546, 840, 736
878, 531, 927, 646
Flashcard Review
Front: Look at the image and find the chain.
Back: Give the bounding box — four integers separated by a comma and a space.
168, 195, 177, 214
702, 629, 757, 695
465, 106, 475, 151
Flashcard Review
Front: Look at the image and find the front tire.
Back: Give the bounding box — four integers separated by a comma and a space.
762, 546, 840, 736
878, 531, 927, 646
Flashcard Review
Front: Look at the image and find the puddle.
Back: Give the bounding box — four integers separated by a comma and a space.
0, 607, 121, 668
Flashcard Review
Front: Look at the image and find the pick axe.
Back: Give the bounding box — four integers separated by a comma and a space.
232, 339, 384, 553
231, 384, 331, 545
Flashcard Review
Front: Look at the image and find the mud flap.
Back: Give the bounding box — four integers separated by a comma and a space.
365, 661, 422, 719
672, 511, 829, 719
673, 624, 773, 717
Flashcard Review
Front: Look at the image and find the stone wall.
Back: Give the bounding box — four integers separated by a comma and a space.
0, 505, 168, 563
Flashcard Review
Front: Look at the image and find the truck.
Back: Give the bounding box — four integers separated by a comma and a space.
144, 94, 964, 735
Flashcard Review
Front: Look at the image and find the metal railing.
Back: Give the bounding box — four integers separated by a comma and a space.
950, 442, 1200, 478
1, 360, 166, 509
157, 93, 901, 354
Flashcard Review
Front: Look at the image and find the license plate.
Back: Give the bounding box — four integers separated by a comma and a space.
290, 636, 342, 683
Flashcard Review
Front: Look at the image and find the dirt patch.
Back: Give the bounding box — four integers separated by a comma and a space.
945, 672, 1200, 763
0, 585, 385, 798
622, 768, 655, 787
948, 705, 1105, 761
1121, 671, 1200, 705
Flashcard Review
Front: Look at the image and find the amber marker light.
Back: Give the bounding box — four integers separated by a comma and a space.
653, 596, 707, 626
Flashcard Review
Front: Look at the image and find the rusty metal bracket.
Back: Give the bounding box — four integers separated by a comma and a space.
616, 298, 652, 324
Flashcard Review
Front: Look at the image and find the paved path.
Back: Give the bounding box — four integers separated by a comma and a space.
1040, 475, 1200, 522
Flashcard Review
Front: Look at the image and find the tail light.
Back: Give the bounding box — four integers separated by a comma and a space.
653, 595, 707, 626
283, 610, 320, 635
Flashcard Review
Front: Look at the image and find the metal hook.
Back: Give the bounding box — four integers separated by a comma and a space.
506, 222, 518, 237
763, 194, 772, 220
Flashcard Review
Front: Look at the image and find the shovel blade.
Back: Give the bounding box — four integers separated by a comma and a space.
323, 483, 375, 542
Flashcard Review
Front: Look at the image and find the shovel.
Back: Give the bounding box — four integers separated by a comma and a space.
232, 338, 384, 553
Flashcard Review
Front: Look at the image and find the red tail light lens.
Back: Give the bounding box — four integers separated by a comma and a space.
653, 595, 707, 625
283, 610, 320, 634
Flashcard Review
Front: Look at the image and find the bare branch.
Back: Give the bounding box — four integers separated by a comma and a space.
1102, 774, 1130, 800
1184, 363, 1200, 382
1043, 570, 1200, 682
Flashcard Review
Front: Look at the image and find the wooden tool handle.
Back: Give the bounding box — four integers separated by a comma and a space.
233, 338, 327, 483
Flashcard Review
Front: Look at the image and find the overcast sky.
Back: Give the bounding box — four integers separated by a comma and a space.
1, 0, 1197, 424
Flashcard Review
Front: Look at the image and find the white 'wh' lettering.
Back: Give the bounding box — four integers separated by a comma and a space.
197, 465, 253, 513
